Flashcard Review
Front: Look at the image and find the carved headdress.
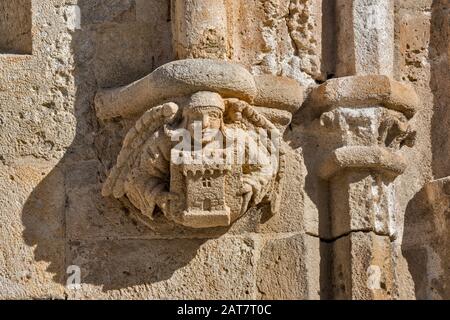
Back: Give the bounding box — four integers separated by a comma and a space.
185, 91, 225, 112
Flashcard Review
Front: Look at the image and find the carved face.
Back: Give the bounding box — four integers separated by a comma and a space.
186, 107, 223, 144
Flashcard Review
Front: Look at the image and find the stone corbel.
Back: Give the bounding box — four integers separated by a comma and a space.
95, 59, 303, 229
95, 0, 306, 230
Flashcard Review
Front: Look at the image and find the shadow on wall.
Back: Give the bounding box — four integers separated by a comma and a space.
284, 115, 331, 299
403, 188, 433, 299
283, 0, 338, 299
430, 0, 450, 179
21, 0, 210, 291
403, 0, 449, 300
402, 183, 449, 299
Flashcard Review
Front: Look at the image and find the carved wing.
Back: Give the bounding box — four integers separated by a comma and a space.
226, 100, 285, 216
102, 102, 179, 199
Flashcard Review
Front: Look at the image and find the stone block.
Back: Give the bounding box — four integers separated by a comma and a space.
320, 146, 407, 180
65, 183, 155, 241
231, 148, 308, 235
256, 233, 320, 299
66, 236, 256, 299
172, 0, 230, 59
397, 12, 431, 85
0, 161, 65, 299
79, 0, 136, 25
94, 21, 173, 88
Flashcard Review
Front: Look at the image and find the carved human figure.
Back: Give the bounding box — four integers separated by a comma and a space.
102, 91, 281, 228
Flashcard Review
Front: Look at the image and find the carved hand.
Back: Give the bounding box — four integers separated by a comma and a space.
155, 191, 179, 216
239, 183, 253, 216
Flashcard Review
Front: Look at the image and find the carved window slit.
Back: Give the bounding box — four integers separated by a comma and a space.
202, 178, 212, 188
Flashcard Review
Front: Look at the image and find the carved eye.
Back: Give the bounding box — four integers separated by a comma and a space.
209, 112, 220, 119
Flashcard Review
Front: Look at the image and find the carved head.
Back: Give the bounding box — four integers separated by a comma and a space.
183, 91, 225, 144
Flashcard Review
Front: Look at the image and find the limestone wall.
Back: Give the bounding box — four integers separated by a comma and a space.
0, 0, 448, 299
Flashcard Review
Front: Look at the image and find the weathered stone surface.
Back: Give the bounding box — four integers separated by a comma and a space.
228, 0, 323, 86
336, 0, 394, 77
320, 146, 408, 180
0, 0, 447, 301
329, 170, 399, 239
65, 145, 308, 240
100, 90, 296, 229
95, 58, 304, 119
299, 0, 434, 302
253, 74, 304, 113
0, 160, 65, 299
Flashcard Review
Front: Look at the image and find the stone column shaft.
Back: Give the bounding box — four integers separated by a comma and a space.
308, 0, 419, 300
172, 0, 230, 59
332, 230, 395, 299
330, 170, 397, 239
332, 0, 396, 300
336, 0, 394, 77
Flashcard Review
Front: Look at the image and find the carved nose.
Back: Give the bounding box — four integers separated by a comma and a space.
202, 115, 210, 128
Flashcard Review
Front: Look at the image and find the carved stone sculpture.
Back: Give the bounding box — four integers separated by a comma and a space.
97, 59, 303, 229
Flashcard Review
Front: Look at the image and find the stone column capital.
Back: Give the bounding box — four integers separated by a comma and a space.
306, 75, 420, 119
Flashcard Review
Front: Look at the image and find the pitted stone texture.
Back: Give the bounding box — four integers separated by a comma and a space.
285, 0, 323, 81
319, 108, 415, 150
397, 5, 432, 86
0, 0, 446, 301
228, 0, 323, 85
0, 0, 80, 299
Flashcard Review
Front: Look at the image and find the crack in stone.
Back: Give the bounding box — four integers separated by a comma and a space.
319, 228, 392, 243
